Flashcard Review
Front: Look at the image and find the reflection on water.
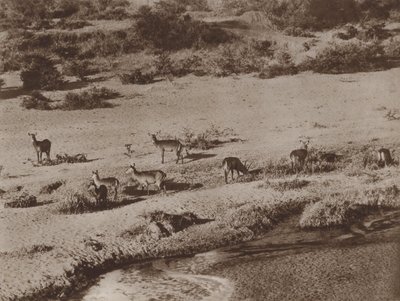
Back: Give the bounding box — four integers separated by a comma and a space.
70, 211, 400, 301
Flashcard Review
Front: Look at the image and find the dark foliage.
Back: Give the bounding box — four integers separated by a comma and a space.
21, 91, 52, 110
59, 87, 119, 110
20, 53, 64, 90
118, 69, 154, 84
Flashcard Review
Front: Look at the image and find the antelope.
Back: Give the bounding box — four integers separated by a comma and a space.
222, 157, 252, 184
290, 139, 310, 173
125, 163, 166, 195
151, 134, 188, 164
377, 148, 394, 167
88, 181, 108, 204
28, 133, 51, 163
91, 170, 119, 201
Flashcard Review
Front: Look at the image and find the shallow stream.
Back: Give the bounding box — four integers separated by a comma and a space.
69, 210, 400, 301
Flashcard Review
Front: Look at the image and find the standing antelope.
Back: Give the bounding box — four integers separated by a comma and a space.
377, 148, 394, 167
91, 170, 119, 201
88, 181, 108, 204
125, 163, 166, 195
222, 157, 251, 184
28, 133, 51, 163
151, 134, 188, 164
290, 139, 309, 173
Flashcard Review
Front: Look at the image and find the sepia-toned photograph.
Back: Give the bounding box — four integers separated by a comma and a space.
0, 0, 400, 300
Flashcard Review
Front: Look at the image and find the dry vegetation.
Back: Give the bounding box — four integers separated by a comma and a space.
1, 0, 400, 300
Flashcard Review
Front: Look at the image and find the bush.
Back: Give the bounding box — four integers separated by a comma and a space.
2, 0, 55, 29
62, 60, 95, 80
357, 22, 390, 41
56, 19, 92, 30
384, 37, 400, 58
54, 191, 101, 214
20, 91, 52, 110
333, 25, 358, 40
270, 179, 310, 192
205, 43, 266, 76
4, 193, 37, 208
300, 41, 388, 74
257, 0, 360, 31
263, 158, 293, 178
0, 78, 4, 90
60, 87, 119, 110
39, 181, 64, 194
133, 4, 232, 50
283, 26, 315, 37
118, 69, 154, 85
259, 63, 298, 79
299, 196, 360, 228
182, 125, 237, 150
20, 53, 64, 90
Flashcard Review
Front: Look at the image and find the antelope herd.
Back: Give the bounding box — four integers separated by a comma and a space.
28, 132, 396, 201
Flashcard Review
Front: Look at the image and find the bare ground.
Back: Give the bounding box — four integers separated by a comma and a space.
1, 66, 400, 300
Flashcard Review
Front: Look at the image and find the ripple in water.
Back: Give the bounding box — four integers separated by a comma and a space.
73, 259, 233, 301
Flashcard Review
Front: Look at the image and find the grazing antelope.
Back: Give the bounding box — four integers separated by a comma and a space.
88, 181, 108, 204
290, 139, 310, 173
222, 157, 252, 184
377, 148, 394, 167
125, 163, 166, 195
151, 134, 188, 164
28, 132, 51, 163
91, 170, 119, 201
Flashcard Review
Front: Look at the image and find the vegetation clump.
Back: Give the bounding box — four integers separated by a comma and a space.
301, 41, 388, 74
59, 87, 119, 110
54, 190, 112, 214
118, 69, 154, 85
20, 53, 64, 90
4, 193, 37, 208
20, 91, 52, 110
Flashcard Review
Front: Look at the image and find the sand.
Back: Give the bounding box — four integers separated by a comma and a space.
1, 66, 400, 300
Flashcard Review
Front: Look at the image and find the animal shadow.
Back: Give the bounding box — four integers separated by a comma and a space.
122, 186, 160, 196
185, 153, 217, 163
166, 181, 203, 192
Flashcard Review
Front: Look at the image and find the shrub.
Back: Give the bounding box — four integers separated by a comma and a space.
300, 41, 388, 74
118, 69, 154, 84
299, 196, 362, 228
283, 26, 315, 37
20, 91, 52, 110
0, 78, 4, 90
384, 37, 400, 58
20, 53, 64, 90
270, 179, 310, 192
259, 63, 298, 79
263, 158, 293, 178
52, 0, 80, 18
133, 4, 232, 50
220, 198, 306, 233
357, 22, 390, 41
182, 125, 237, 150
333, 25, 358, 40
2, 0, 55, 29
257, 0, 360, 31
56, 19, 92, 30
205, 43, 266, 76
4, 193, 37, 208
59, 87, 118, 110
62, 60, 95, 80
40, 181, 64, 194
54, 191, 99, 214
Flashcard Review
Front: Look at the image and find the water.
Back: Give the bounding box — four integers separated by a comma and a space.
70, 211, 400, 301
